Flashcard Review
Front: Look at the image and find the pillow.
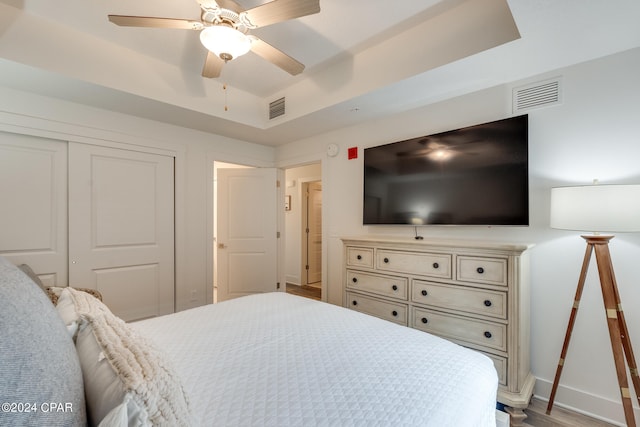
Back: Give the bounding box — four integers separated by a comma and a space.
65, 288, 191, 426
17, 263, 46, 291
56, 288, 81, 339
48, 286, 104, 306
0, 256, 87, 427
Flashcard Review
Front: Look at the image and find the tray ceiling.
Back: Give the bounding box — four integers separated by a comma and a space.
0, 0, 639, 145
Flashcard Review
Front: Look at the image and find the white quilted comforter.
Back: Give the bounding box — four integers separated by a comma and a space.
132, 293, 498, 426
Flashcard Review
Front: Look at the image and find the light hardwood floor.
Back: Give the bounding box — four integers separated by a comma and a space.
285, 283, 321, 300
524, 398, 617, 427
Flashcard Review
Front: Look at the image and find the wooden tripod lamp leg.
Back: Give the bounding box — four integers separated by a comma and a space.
608, 256, 640, 408
546, 242, 594, 415
593, 240, 638, 427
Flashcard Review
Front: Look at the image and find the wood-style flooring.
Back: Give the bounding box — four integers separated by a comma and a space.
286, 283, 321, 300
524, 397, 617, 427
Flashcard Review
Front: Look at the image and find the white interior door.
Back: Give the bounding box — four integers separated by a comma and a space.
216, 167, 279, 302
68, 143, 175, 321
0, 132, 67, 287
306, 181, 322, 285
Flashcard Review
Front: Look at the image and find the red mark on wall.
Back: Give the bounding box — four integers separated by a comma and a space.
348, 147, 358, 160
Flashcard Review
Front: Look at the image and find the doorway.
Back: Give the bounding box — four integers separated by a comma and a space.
302, 181, 322, 287
284, 164, 322, 300
211, 161, 322, 302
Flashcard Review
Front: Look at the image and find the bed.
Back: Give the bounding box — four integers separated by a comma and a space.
0, 256, 498, 426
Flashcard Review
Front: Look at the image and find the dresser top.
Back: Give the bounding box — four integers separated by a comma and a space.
341, 235, 533, 253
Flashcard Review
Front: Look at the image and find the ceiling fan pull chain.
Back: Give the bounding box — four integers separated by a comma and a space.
223, 83, 228, 111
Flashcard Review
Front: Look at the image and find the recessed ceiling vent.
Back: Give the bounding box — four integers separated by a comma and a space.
513, 77, 562, 113
269, 97, 285, 120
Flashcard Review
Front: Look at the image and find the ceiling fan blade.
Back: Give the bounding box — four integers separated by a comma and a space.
215, 0, 245, 13
195, 0, 244, 13
250, 38, 304, 75
108, 15, 203, 30
241, 0, 320, 29
202, 51, 224, 78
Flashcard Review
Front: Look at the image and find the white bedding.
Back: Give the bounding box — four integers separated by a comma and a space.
132, 293, 498, 426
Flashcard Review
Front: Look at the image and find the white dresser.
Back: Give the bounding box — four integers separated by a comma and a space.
342, 236, 535, 423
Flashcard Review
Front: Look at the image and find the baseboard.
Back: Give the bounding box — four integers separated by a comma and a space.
285, 277, 300, 286
534, 377, 639, 426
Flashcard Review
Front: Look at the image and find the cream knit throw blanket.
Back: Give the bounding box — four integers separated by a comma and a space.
67, 288, 191, 426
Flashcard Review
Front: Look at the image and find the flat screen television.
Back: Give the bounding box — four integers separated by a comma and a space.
363, 115, 529, 226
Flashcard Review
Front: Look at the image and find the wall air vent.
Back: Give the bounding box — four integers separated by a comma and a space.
513, 77, 562, 113
269, 97, 285, 120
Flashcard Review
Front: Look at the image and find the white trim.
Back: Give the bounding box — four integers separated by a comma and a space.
206, 153, 215, 304
534, 377, 637, 426
0, 111, 183, 156
299, 177, 322, 290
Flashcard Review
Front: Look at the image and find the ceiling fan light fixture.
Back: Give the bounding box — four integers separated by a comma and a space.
200, 25, 251, 61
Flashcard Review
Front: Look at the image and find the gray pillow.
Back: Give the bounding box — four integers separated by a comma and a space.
0, 256, 87, 427
17, 263, 46, 292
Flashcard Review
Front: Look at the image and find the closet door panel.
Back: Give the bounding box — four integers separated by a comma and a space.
68, 143, 175, 321
0, 132, 67, 286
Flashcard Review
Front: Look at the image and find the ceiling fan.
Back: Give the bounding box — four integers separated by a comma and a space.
108, 0, 320, 78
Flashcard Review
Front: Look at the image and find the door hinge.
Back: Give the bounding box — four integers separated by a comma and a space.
276, 180, 281, 188
277, 231, 281, 238
305, 265, 309, 270
277, 282, 281, 289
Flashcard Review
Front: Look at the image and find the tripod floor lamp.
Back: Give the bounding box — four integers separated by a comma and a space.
547, 183, 640, 426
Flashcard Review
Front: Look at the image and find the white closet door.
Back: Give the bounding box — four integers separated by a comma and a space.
0, 132, 68, 287
68, 143, 175, 321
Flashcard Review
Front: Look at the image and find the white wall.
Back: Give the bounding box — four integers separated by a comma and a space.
276, 47, 640, 425
284, 163, 322, 286
0, 86, 276, 312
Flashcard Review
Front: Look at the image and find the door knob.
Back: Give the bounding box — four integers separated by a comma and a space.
218, 243, 227, 249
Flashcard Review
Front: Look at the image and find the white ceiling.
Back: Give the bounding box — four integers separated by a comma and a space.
0, 0, 639, 146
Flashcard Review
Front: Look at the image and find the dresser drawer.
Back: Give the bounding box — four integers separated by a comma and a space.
346, 292, 408, 326
376, 250, 452, 279
346, 270, 408, 300
411, 307, 507, 352
412, 281, 507, 320
457, 256, 508, 286
485, 353, 508, 386
346, 247, 374, 268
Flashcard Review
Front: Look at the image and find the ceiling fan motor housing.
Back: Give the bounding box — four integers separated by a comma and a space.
201, 6, 248, 33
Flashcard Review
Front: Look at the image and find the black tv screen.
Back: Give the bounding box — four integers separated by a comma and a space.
363, 115, 529, 226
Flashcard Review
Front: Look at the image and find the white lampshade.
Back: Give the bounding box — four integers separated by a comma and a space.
200, 26, 251, 61
550, 184, 640, 232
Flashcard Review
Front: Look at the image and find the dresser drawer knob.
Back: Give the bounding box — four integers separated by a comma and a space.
392, 310, 398, 317
421, 317, 428, 324
357, 255, 362, 260
421, 290, 428, 297
484, 299, 492, 307
477, 267, 485, 274
432, 262, 439, 269
484, 331, 492, 339
383, 257, 390, 264
352, 277, 358, 283
392, 285, 398, 291
352, 300, 358, 306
